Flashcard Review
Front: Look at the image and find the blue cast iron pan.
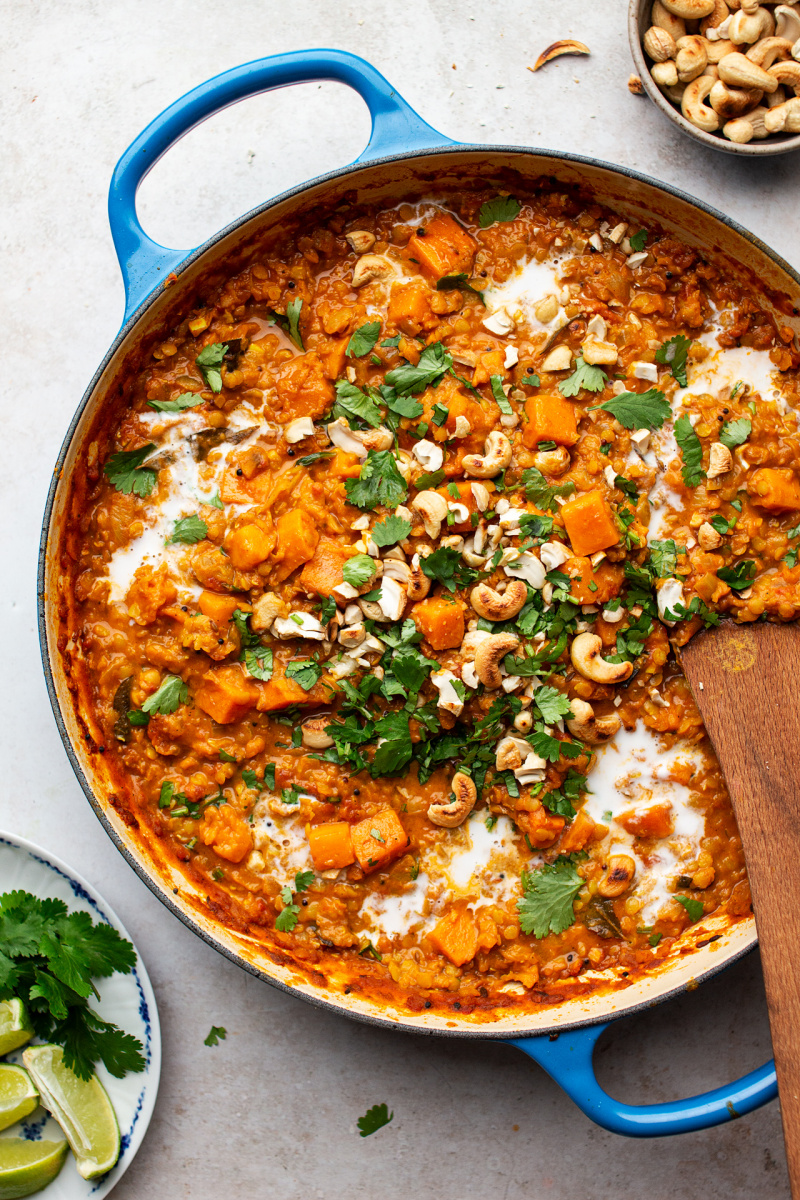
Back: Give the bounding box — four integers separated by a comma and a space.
40, 49, 796, 1137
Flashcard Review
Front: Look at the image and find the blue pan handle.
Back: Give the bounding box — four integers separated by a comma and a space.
512, 1024, 776, 1135
108, 49, 453, 320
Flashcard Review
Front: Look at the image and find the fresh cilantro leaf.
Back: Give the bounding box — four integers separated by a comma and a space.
520, 467, 576, 513
298, 451, 335, 467
529, 730, 583, 763
372, 515, 412, 548
242, 769, 262, 791
675, 895, 704, 923
242, 646, 273, 681
196, 342, 228, 392
357, 1102, 394, 1137
614, 474, 639, 500
142, 675, 188, 715
343, 554, 377, 588
294, 871, 314, 893
391, 649, 435, 696
334, 380, 383, 428
370, 711, 413, 777
347, 321, 381, 358
381, 335, 401, 348
489, 375, 513, 414
167, 513, 208, 545
148, 392, 204, 413
345, 451, 408, 511
517, 861, 583, 938
103, 444, 158, 497
710, 513, 736, 536
385, 343, 453, 395
590, 389, 672, 431
655, 335, 691, 387
53, 1008, 145, 1080
674, 414, 705, 487
719, 418, 752, 451
420, 547, 478, 593
286, 298, 304, 349
786, 547, 799, 568
202, 489, 224, 509
415, 468, 446, 490
285, 660, 323, 691
431, 403, 449, 427
437, 273, 485, 304
275, 888, 300, 930
478, 194, 521, 227
232, 608, 260, 647
518, 513, 554, 543
629, 229, 648, 252
649, 538, 683, 578
385, 391, 424, 420
717, 560, 757, 590
204, 1025, 227, 1046
218, 749, 236, 763
534, 685, 573, 724
559, 356, 607, 397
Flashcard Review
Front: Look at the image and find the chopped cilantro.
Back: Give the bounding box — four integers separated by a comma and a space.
649, 538, 683, 578
534, 685, 573, 724
347, 321, 381, 358
675, 895, 703, 923
490, 374, 513, 414
103, 444, 158, 497
520, 467, 576, 512
385, 343, 452, 395
674, 414, 705, 487
437, 273, 485, 304
148, 392, 204, 413
167, 513, 208, 545
345, 450, 408, 510
371, 515, 412, 547
478, 194, 521, 227
629, 229, 648, 252
196, 342, 228, 392
142, 675, 188, 715
204, 1025, 227, 1047
343, 554, 377, 588
559, 356, 607, 397
518, 860, 583, 938
285, 660, 323, 691
719, 418, 751, 451
420, 546, 479, 593
717, 560, 757, 590
334, 380, 383, 428
590, 389, 671, 430
655, 334, 691, 387
357, 1103, 394, 1137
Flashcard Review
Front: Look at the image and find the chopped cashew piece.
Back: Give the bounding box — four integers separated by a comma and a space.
566, 698, 622, 743
412, 439, 444, 472
582, 336, 619, 365
345, 230, 376, 253
657, 578, 685, 625
708, 441, 733, 477
495, 736, 531, 771
301, 717, 334, 749
570, 633, 633, 683
378, 576, 407, 621
411, 490, 449, 539
505, 552, 547, 590
698, 521, 723, 550
483, 309, 515, 335
541, 345, 573, 372
272, 613, 326, 640
251, 592, 288, 631
539, 541, 571, 571
427, 772, 477, 828
285, 416, 315, 443
431, 669, 465, 717
352, 254, 394, 287
597, 855, 636, 898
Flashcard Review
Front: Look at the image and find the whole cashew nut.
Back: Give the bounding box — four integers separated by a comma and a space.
652, 0, 688, 40
570, 633, 634, 684
765, 94, 800, 128
407, 554, 432, 602
410, 490, 449, 539
728, 4, 775, 42
351, 254, 394, 288
566, 699, 623, 744
495, 736, 531, 771
474, 632, 521, 689
644, 25, 678, 60
301, 716, 335, 750
597, 855, 637, 898
676, 34, 709, 79
681, 75, 722, 128
532, 446, 571, 476
745, 35, 793, 66
653, 60, 680, 87
724, 103, 771, 138
718, 50, 779, 89
700, 0, 731, 33
662, 0, 715, 18
470, 579, 528, 621
427, 771, 478, 828
775, 5, 800, 42
768, 58, 800, 89
462, 431, 514, 479
709, 78, 764, 115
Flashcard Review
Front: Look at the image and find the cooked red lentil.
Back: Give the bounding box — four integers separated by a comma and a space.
60, 183, 800, 1015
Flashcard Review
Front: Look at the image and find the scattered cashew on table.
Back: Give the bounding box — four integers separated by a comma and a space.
642, 0, 800, 143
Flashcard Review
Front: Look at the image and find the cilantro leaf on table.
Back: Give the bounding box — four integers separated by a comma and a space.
196, 342, 228, 392
649, 538, 684, 578
347, 321, 381, 358
674, 414, 705, 487
167, 514, 208, 545
629, 229, 648, 252
559, 356, 607, 397
420, 546, 479, 593
204, 1025, 227, 1047
675, 895, 704, 923
655, 334, 691, 387
490, 375, 513, 414
285, 660, 323, 691
103, 444, 158, 498
717, 560, 757, 590
357, 1102, 394, 1137
385, 343, 453, 395
517, 860, 583, 938
719, 418, 751, 450
533, 685, 573, 725
520, 467, 576, 512
590, 388, 672, 431
478, 194, 521, 228
334, 380, 384, 428
345, 450, 408, 510
148, 392, 204, 414
343, 554, 377, 588
0, 889, 144, 1081
142, 675, 188, 715
371, 515, 412, 548
436, 273, 485, 304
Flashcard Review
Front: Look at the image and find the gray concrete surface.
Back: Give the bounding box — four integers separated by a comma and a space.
2, 1, 798, 1196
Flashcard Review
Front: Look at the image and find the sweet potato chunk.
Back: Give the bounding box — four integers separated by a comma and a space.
561, 490, 620, 557
329, 450, 362, 478
226, 523, 273, 570
256, 676, 311, 712
274, 509, 320, 582
299, 536, 351, 595
429, 906, 479, 966
563, 557, 624, 605
274, 351, 334, 420
523, 393, 579, 448
412, 594, 465, 651
198, 591, 250, 623
618, 803, 674, 839
472, 349, 506, 388
404, 213, 477, 281
316, 335, 349, 381
557, 807, 597, 853
199, 804, 253, 864
747, 467, 800, 512
350, 809, 410, 873
125, 563, 177, 626
307, 822, 356, 871
388, 280, 437, 336
195, 665, 259, 724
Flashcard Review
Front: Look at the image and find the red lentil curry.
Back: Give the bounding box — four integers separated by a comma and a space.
59, 181, 800, 1017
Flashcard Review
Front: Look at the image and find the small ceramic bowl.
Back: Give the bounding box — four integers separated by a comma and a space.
628, 0, 800, 156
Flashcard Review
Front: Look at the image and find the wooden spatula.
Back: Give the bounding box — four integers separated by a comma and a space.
680, 621, 800, 1190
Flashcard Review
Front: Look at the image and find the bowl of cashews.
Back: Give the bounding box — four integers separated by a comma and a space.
629, 0, 800, 153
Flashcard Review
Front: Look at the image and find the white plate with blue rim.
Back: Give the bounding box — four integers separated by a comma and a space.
0, 832, 160, 1198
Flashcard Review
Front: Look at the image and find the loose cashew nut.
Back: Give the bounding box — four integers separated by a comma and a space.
566, 699, 623, 744
682, 75, 722, 127
662, 0, 715, 18
301, 716, 335, 749
700, 0, 731, 34
345, 230, 376, 254
676, 34, 710, 79
250, 591, 288, 631
410, 490, 449, 539
707, 441, 733, 476
597, 855, 637, 898
462, 431, 513, 479
698, 520, 723, 549
709, 78, 764, 114
775, 5, 800, 42
765, 94, 800, 128
470, 579, 528, 621
532, 445, 571, 475
724, 103, 771, 137
652, 0, 688, 40
768, 58, 800, 89
570, 633, 633, 684
407, 554, 432, 601
718, 50, 779, 89
644, 25, 678, 60
729, 4, 775, 43
427, 772, 478, 828
351, 254, 394, 288
746, 35, 793, 66
495, 736, 531, 771
474, 632, 521, 689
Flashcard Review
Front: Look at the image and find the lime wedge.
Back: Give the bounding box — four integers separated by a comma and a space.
22, 1046, 120, 1180
0, 1003, 33, 1058
0, 1137, 67, 1199
0, 1067, 38, 1134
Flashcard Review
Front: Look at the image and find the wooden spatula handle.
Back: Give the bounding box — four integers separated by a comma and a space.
682, 622, 800, 1194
